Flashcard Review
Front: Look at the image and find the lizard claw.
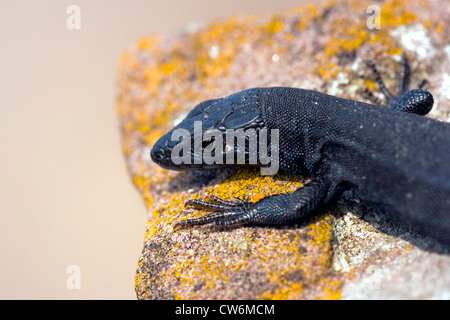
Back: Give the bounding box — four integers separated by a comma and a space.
175, 180, 331, 229
176, 197, 255, 228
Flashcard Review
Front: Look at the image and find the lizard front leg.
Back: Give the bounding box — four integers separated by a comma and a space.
176, 180, 333, 228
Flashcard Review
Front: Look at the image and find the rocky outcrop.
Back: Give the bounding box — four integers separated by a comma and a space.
116, 0, 450, 299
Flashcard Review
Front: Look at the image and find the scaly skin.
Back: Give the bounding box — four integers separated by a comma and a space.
151, 55, 450, 245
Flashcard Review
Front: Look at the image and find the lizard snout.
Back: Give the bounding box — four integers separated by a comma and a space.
151, 144, 168, 164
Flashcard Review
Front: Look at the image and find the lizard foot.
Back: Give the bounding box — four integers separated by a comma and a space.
175, 180, 330, 229
359, 53, 433, 115
175, 196, 255, 228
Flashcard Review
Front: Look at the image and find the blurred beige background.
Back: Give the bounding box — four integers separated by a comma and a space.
0, 0, 311, 299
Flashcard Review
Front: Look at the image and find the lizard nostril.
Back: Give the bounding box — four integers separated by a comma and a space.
151, 146, 166, 163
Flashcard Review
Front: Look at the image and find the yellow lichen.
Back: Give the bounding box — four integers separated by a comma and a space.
317, 279, 342, 300
295, 2, 324, 30
264, 16, 284, 34
260, 282, 303, 300
137, 36, 159, 51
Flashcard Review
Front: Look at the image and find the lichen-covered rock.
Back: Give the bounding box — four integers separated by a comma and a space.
116, 0, 450, 299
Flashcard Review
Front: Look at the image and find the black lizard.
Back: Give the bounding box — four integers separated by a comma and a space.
151, 54, 450, 245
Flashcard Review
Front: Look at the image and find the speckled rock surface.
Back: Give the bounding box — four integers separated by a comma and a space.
116, 0, 450, 299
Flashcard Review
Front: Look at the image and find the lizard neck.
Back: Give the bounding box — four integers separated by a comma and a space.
259, 87, 320, 177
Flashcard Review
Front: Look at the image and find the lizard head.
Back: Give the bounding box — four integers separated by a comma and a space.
151, 88, 276, 171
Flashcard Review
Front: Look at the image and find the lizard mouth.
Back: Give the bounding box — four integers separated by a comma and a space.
150, 124, 279, 173
150, 132, 225, 170
151, 131, 234, 170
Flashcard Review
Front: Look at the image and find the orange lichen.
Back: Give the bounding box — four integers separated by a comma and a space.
364, 78, 377, 91
316, 61, 340, 82
316, 0, 428, 80
263, 16, 284, 34
295, 2, 323, 30
260, 282, 303, 300
190, 16, 258, 82
137, 36, 159, 51
317, 279, 342, 300
434, 22, 444, 34
324, 22, 370, 57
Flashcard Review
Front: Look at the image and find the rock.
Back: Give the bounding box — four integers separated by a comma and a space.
116, 0, 450, 299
